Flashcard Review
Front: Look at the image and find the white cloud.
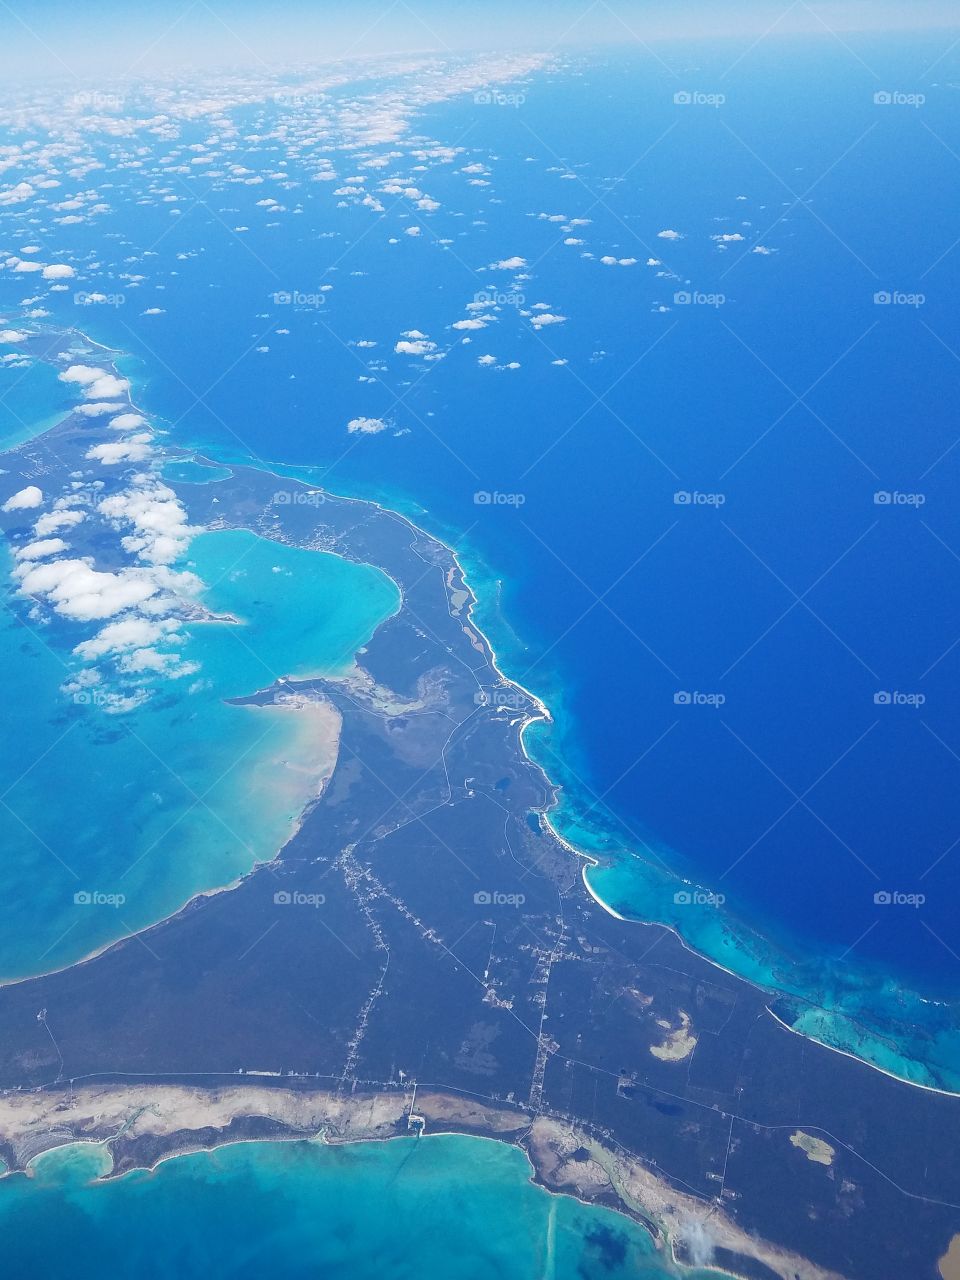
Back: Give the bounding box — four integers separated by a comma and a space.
489, 256, 526, 270
16, 558, 159, 621
35, 509, 85, 535
60, 364, 103, 385
75, 617, 181, 660
15, 538, 67, 560
347, 416, 389, 435
0, 329, 28, 342
530, 312, 567, 328
15, 552, 199, 624
42, 263, 75, 279
395, 338, 436, 356
59, 365, 129, 400
657, 229, 683, 240
2, 485, 43, 512
86, 437, 153, 465
86, 373, 129, 400
97, 478, 193, 563
0, 183, 34, 207
109, 413, 147, 430
76, 401, 123, 417
119, 648, 196, 676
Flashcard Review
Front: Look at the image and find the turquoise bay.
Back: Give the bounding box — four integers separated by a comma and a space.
3, 1135, 729, 1280
0, 528, 398, 980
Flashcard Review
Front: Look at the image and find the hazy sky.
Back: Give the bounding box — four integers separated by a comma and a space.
2, 0, 958, 77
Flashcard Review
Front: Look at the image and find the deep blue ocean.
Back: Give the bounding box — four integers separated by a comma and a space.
2, 33, 960, 1064
2, 27, 960, 1272
50, 36, 960, 993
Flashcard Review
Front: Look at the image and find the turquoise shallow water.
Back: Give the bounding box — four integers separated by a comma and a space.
0, 529, 398, 980
2, 1136, 729, 1280
0, 356, 73, 452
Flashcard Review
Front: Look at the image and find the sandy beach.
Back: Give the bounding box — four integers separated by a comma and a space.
0, 1081, 842, 1280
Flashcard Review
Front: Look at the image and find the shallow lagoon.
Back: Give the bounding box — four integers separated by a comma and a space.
0, 529, 398, 979
2, 1135, 731, 1280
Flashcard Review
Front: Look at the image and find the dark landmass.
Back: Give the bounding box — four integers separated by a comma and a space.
0, 330, 959, 1279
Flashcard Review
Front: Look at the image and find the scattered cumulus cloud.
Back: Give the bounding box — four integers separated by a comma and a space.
2, 485, 43, 512
347, 416, 389, 435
